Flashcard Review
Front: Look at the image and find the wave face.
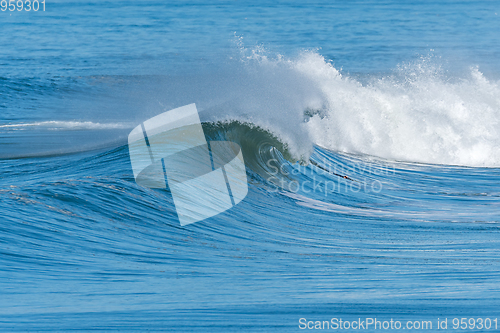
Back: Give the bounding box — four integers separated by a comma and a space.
1, 48, 500, 330
1, 122, 500, 330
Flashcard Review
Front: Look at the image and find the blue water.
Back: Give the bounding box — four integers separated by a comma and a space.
1, 1, 500, 332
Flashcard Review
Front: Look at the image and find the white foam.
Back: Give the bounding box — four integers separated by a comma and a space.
208, 46, 500, 167
300, 55, 500, 167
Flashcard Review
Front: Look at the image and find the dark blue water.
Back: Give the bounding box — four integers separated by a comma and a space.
1, 1, 500, 331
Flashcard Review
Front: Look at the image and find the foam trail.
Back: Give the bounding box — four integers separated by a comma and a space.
0, 121, 133, 130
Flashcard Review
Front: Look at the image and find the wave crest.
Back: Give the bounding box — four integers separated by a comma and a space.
207, 48, 500, 167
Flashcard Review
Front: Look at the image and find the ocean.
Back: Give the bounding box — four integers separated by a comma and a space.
1, 1, 500, 331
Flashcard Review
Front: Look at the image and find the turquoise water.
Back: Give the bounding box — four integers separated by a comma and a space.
1, 1, 500, 331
